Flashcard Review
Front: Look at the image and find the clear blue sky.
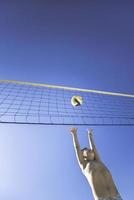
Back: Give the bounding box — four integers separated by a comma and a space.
0, 1, 134, 200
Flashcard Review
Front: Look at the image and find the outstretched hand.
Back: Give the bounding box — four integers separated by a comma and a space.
87, 129, 94, 137
70, 127, 77, 135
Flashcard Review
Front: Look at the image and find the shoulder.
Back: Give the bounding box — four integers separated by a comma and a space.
85, 161, 107, 171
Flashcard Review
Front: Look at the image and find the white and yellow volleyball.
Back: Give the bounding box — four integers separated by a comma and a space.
71, 96, 83, 107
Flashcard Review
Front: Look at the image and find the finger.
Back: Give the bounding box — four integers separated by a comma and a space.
70, 128, 74, 132
87, 128, 92, 133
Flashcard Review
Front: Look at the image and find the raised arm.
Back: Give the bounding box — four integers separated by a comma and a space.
70, 128, 86, 169
88, 129, 101, 161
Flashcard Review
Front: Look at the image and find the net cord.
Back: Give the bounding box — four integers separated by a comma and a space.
0, 80, 134, 98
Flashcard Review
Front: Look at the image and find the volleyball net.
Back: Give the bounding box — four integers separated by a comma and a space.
0, 80, 133, 126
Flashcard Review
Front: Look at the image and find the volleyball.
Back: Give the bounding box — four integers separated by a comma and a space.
71, 96, 83, 107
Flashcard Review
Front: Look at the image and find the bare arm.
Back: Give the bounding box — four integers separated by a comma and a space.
88, 129, 101, 161
70, 128, 86, 169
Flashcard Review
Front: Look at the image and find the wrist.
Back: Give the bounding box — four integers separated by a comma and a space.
72, 132, 77, 135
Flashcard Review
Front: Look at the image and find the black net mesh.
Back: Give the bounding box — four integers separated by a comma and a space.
0, 80, 134, 125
